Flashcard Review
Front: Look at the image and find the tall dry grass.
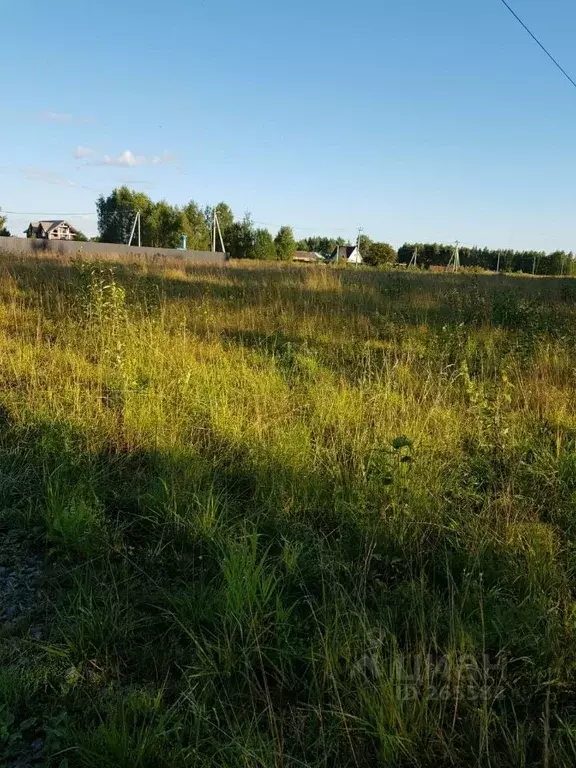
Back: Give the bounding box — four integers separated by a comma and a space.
1, 252, 576, 766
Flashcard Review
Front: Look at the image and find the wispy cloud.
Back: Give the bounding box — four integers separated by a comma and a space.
151, 151, 176, 165
40, 111, 95, 124
18, 167, 101, 194
74, 146, 95, 159
23, 168, 76, 187
41, 111, 72, 122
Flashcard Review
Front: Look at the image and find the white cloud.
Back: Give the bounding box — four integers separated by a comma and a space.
81, 149, 176, 168
40, 111, 72, 122
103, 150, 148, 167
74, 146, 95, 159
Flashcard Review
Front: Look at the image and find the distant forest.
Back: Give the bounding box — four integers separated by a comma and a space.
398, 243, 576, 276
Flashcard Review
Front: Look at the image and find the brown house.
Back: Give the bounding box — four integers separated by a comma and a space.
25, 220, 80, 240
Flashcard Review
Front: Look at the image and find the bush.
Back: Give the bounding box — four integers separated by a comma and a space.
364, 242, 397, 267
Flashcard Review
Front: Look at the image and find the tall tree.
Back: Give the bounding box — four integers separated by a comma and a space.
0, 208, 10, 237
96, 187, 153, 244
146, 200, 184, 249
274, 226, 296, 262
251, 228, 276, 260
358, 234, 373, 259
182, 201, 211, 250
214, 202, 234, 234
97, 188, 214, 250
227, 214, 255, 259
205, 202, 234, 251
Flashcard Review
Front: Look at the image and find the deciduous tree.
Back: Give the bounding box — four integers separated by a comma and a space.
296, 236, 346, 257
227, 214, 255, 259
182, 201, 211, 250
96, 187, 153, 244
251, 228, 276, 260
205, 202, 234, 251
358, 234, 373, 259
274, 226, 296, 262
364, 242, 397, 267
0, 208, 10, 237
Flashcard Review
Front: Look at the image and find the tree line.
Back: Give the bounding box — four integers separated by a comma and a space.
99, 188, 574, 275
95, 187, 399, 264
398, 243, 576, 275
96, 187, 299, 261
4, 189, 575, 275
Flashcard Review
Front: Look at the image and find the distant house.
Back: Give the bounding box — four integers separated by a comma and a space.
25, 220, 80, 240
293, 250, 324, 263
329, 245, 363, 264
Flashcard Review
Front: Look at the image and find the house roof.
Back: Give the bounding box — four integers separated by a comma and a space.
25, 220, 80, 234
331, 245, 356, 259
293, 250, 320, 262
328, 245, 364, 264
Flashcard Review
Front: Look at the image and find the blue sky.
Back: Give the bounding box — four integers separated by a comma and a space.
2, 0, 576, 250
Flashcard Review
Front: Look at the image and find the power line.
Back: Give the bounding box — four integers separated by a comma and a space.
252, 220, 350, 233
2, 210, 96, 216
498, 0, 576, 92
4, 211, 347, 232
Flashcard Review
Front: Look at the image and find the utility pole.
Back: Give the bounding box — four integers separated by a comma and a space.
532, 253, 537, 275
356, 227, 362, 266
128, 210, 140, 246
409, 246, 418, 268
212, 209, 217, 252
214, 211, 225, 253
496, 250, 501, 274
447, 241, 461, 272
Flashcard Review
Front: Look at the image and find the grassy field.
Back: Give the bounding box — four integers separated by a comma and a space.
2, 253, 576, 766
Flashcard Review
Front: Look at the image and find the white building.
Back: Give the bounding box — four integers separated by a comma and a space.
330, 245, 363, 264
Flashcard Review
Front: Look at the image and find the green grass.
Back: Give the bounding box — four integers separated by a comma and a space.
2, 252, 576, 766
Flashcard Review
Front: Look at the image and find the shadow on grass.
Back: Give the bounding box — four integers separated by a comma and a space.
0, 409, 574, 764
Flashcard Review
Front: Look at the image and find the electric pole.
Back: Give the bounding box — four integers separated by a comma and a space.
128, 210, 140, 247
447, 241, 461, 272
356, 227, 363, 266
214, 211, 225, 253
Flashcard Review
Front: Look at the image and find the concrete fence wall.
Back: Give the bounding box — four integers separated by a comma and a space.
0, 237, 227, 264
